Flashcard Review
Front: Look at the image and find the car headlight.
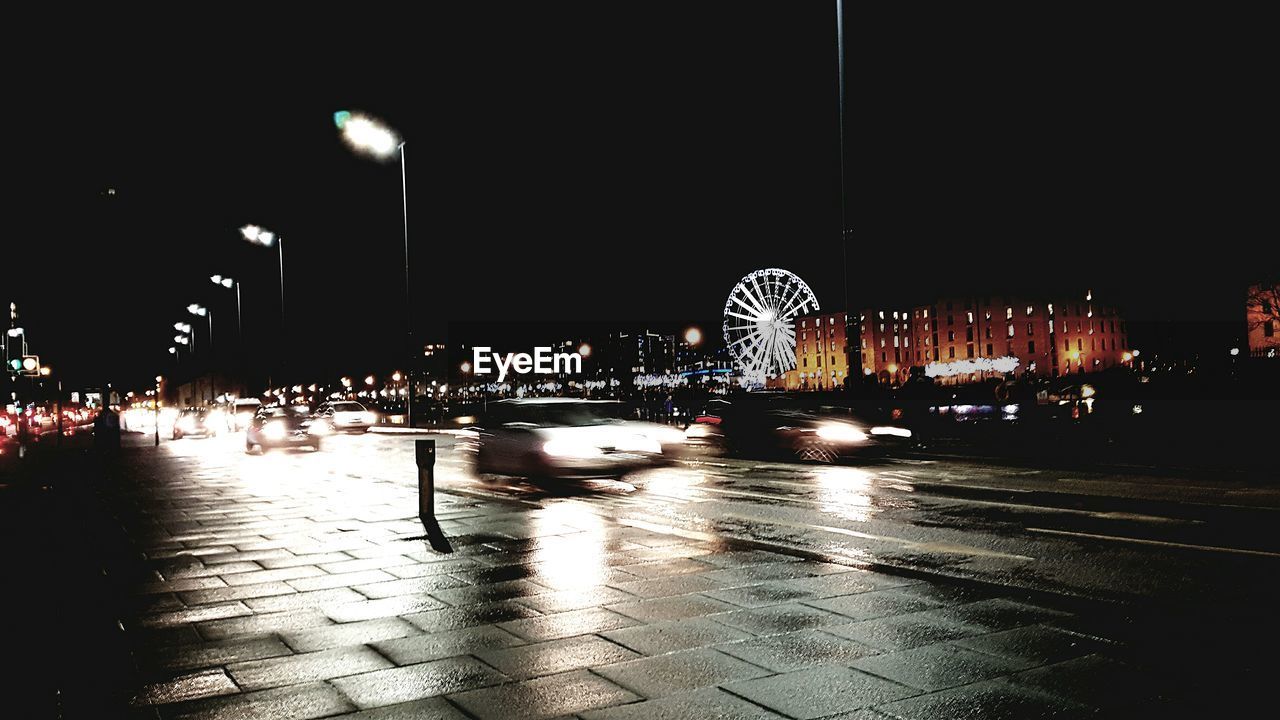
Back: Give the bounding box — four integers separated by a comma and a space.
869, 426, 912, 438
263, 421, 288, 440
362, 412, 377, 424
815, 422, 868, 443
543, 439, 603, 459
647, 426, 687, 446
307, 420, 330, 435
178, 417, 196, 432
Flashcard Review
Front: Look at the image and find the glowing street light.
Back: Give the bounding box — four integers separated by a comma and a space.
578, 344, 591, 358
241, 223, 286, 341
684, 327, 703, 346
211, 275, 242, 340
336, 109, 413, 426
365, 375, 375, 386
174, 322, 191, 333
188, 304, 213, 353
460, 361, 472, 373
337, 112, 399, 159
392, 371, 402, 382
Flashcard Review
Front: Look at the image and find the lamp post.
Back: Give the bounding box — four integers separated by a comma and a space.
211, 275, 242, 340
241, 225, 285, 384
337, 111, 414, 427
188, 304, 211, 353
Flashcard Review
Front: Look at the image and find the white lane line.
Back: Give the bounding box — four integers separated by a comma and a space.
1026, 528, 1280, 558
720, 512, 1035, 562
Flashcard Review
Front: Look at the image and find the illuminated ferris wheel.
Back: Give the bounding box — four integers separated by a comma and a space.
723, 268, 820, 384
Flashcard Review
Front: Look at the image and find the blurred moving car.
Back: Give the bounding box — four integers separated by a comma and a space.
315, 400, 377, 433
685, 394, 911, 463
244, 405, 325, 453
230, 398, 263, 432
471, 398, 682, 479
173, 407, 219, 439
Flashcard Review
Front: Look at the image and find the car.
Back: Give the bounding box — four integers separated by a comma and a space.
685, 393, 912, 463
244, 405, 325, 453
315, 400, 378, 433
470, 398, 682, 479
173, 407, 219, 439
229, 398, 263, 431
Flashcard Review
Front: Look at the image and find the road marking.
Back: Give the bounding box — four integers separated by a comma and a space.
720, 512, 1035, 561
1026, 528, 1280, 558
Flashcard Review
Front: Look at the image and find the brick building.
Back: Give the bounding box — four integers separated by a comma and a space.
1246, 282, 1279, 359
775, 311, 850, 390
852, 291, 1129, 386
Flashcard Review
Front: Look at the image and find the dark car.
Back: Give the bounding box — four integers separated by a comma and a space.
685, 393, 912, 463
173, 407, 218, 439
244, 405, 323, 453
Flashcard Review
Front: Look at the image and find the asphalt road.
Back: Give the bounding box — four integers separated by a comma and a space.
157, 430, 1280, 608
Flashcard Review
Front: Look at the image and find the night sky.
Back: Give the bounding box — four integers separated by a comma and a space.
7, 11, 1273, 390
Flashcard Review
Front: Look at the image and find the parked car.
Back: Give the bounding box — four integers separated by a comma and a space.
244, 405, 324, 453
315, 400, 378, 433
685, 394, 911, 463
470, 398, 682, 479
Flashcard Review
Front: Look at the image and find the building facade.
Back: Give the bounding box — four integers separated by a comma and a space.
845, 291, 1130, 386
776, 311, 850, 390
1246, 282, 1279, 358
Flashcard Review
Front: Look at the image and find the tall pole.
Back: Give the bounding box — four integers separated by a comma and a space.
836, 0, 853, 387
235, 282, 243, 341
399, 142, 413, 427
154, 378, 160, 447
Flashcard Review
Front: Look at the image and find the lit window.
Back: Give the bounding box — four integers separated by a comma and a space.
1026, 305, 1034, 316
1006, 307, 1013, 320
801, 320, 806, 328
924, 321, 930, 331
878, 311, 885, 320
894, 336, 900, 347
880, 338, 886, 347
1048, 303, 1054, 315
923, 309, 929, 318
1048, 320, 1054, 334
985, 311, 992, 321
893, 311, 899, 320
1007, 324, 1015, 338
967, 311, 974, 324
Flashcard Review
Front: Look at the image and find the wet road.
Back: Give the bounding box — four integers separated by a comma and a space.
161, 430, 1280, 608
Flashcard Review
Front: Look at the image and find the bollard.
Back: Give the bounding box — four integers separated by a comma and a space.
416, 438, 435, 521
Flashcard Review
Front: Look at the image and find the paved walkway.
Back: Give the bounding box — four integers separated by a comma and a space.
47, 441, 1228, 718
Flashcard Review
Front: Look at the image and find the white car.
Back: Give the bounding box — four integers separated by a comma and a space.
471, 398, 684, 479
316, 401, 378, 432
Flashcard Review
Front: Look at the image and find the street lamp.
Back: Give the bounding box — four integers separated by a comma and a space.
241, 223, 285, 333
210, 275, 242, 340
337, 110, 413, 427
188, 304, 212, 353
684, 327, 703, 346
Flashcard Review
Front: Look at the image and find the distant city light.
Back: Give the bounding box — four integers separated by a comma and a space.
392, 371, 402, 382
578, 344, 592, 358
924, 356, 1020, 378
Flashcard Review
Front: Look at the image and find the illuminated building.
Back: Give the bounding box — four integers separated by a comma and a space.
847, 291, 1130, 386
775, 311, 850, 390
906, 291, 1128, 384
1246, 282, 1279, 359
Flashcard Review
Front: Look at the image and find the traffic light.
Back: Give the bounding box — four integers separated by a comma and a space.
19, 355, 39, 376
6, 358, 19, 373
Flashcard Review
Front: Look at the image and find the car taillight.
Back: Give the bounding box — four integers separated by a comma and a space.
694, 415, 721, 425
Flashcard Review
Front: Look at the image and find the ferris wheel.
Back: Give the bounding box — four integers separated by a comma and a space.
723, 268, 820, 383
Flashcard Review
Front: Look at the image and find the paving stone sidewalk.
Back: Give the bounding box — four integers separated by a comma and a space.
97, 449, 1182, 720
